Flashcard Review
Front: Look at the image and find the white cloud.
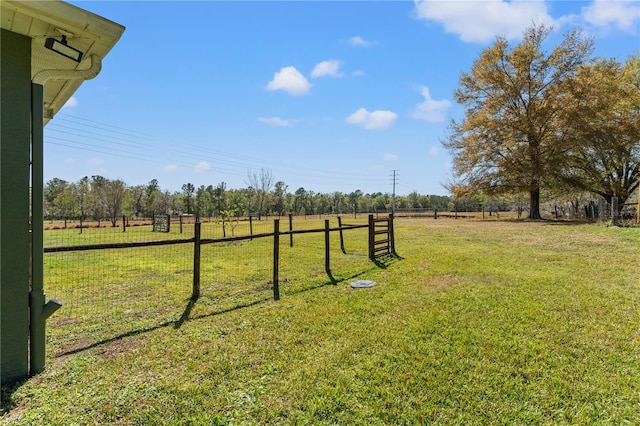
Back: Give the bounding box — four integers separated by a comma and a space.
311, 60, 344, 78
62, 96, 78, 109
429, 146, 439, 156
413, 86, 452, 123
345, 108, 398, 130
162, 164, 178, 172
414, 0, 556, 43
352, 70, 364, 77
266, 66, 311, 96
383, 152, 399, 161
195, 161, 211, 171
349, 36, 375, 47
582, 0, 640, 32
258, 116, 292, 127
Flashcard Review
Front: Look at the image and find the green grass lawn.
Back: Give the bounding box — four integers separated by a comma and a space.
2, 218, 639, 424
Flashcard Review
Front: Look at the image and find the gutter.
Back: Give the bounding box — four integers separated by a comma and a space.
33, 54, 102, 85
3, 0, 124, 42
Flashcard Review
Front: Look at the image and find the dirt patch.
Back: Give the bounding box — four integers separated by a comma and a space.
91, 336, 142, 360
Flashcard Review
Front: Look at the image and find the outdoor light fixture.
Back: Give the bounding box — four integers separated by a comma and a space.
44, 35, 83, 63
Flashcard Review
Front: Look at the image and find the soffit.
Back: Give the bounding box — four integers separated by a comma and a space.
0, 0, 124, 125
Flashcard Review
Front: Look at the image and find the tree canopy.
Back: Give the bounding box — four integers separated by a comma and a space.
558, 56, 640, 205
43, 174, 450, 223
444, 24, 597, 219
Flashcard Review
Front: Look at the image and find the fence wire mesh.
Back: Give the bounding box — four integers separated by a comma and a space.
43, 215, 386, 356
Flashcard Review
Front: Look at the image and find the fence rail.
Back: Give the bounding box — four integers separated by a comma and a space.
42, 214, 395, 356
44, 214, 393, 302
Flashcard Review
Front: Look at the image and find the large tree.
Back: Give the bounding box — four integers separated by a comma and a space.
212, 181, 227, 216
195, 185, 213, 218
128, 185, 146, 217
181, 183, 195, 215
348, 190, 363, 214
103, 179, 127, 226
44, 178, 68, 218
89, 175, 107, 223
272, 181, 288, 216
246, 168, 274, 218
293, 187, 308, 215
77, 176, 89, 223
559, 56, 640, 205
144, 179, 161, 216
443, 24, 593, 218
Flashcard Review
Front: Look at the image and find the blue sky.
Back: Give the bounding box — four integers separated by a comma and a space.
46, 1, 639, 196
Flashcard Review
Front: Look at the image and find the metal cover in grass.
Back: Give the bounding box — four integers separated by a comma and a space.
350, 280, 376, 288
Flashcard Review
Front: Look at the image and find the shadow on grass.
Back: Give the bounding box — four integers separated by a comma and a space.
0, 377, 28, 416
55, 278, 345, 356
56, 296, 273, 357
174, 298, 197, 329
182, 269, 370, 325
54, 256, 402, 358
372, 252, 404, 269
324, 269, 367, 286
540, 219, 595, 226
504, 217, 593, 226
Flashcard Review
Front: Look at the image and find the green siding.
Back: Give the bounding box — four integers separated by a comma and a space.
1, 29, 32, 384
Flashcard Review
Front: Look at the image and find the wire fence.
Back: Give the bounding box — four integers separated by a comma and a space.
44, 215, 391, 357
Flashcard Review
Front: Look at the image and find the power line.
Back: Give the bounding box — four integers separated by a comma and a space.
57, 112, 155, 140
45, 140, 152, 162
54, 114, 386, 180
44, 113, 390, 191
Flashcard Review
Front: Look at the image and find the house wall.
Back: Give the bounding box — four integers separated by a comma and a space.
1, 28, 32, 384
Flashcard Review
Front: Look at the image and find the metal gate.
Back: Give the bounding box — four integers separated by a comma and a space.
152, 214, 170, 232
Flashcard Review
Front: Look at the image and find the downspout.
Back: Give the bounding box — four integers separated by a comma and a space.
29, 55, 101, 375
32, 53, 102, 85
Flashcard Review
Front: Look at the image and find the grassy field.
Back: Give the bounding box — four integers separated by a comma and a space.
2, 218, 639, 424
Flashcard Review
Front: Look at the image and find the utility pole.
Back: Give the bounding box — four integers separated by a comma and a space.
391, 170, 398, 214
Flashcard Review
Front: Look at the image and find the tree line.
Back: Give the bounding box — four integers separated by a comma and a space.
444, 24, 640, 219
43, 172, 451, 225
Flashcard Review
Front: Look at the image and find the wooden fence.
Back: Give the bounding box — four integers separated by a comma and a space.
44, 214, 396, 302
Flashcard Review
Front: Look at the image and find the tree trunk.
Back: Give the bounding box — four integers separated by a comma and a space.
529, 188, 541, 219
